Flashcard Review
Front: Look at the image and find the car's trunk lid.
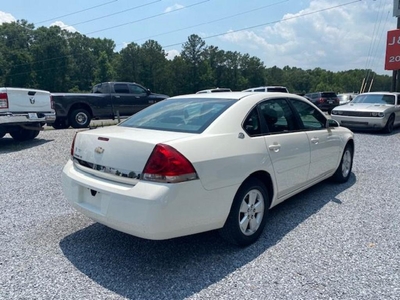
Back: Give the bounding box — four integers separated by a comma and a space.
72, 126, 195, 182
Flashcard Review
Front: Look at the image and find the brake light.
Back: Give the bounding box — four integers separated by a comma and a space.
50, 94, 54, 110
0, 92, 9, 109
142, 144, 198, 183
317, 97, 325, 104
71, 132, 78, 156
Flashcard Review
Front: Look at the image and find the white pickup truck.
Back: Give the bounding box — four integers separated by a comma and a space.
0, 87, 56, 141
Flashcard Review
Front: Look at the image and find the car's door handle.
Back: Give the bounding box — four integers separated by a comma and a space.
268, 143, 281, 152
114, 95, 120, 98
310, 137, 319, 144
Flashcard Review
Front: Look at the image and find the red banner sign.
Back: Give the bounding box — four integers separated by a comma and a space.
385, 29, 400, 70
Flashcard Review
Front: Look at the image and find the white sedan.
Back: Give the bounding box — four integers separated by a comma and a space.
62, 92, 354, 246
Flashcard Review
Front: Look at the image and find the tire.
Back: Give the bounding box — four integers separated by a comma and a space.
69, 108, 91, 128
52, 117, 69, 129
219, 178, 269, 246
383, 115, 395, 134
332, 143, 353, 183
10, 124, 40, 141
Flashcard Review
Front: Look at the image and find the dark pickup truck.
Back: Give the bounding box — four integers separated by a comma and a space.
51, 82, 169, 128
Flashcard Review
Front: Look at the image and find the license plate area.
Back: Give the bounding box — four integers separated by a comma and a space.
78, 186, 109, 215
28, 113, 38, 119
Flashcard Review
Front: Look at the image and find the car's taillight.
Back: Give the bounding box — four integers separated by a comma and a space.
142, 144, 198, 183
71, 132, 78, 156
317, 97, 325, 104
0, 92, 9, 109
50, 94, 54, 110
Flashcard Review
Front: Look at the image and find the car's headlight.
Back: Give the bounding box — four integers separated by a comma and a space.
370, 112, 385, 117
331, 110, 337, 115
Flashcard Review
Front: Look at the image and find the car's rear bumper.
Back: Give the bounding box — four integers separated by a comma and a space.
331, 115, 387, 130
62, 160, 234, 240
0, 111, 56, 125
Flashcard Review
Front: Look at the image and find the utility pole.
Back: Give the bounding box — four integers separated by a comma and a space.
391, 1, 400, 92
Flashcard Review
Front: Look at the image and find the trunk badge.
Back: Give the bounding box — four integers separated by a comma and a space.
95, 147, 105, 154
29, 97, 35, 104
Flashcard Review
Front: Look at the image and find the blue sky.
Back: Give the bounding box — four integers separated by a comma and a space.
0, 0, 395, 74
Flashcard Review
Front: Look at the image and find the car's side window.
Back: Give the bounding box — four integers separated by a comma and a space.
129, 84, 146, 95
259, 99, 297, 134
243, 108, 261, 136
114, 84, 130, 94
289, 99, 326, 130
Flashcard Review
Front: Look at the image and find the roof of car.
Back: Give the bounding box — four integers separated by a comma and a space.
172, 91, 302, 101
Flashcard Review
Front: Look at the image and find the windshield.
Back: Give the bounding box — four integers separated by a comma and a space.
352, 94, 395, 105
119, 98, 235, 133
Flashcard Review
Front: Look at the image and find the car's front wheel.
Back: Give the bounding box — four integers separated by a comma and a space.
383, 114, 395, 133
332, 143, 353, 183
219, 178, 269, 246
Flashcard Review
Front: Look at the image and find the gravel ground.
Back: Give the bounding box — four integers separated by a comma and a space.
0, 128, 399, 300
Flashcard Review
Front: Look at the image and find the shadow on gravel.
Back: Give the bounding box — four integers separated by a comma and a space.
60, 173, 356, 300
0, 136, 53, 153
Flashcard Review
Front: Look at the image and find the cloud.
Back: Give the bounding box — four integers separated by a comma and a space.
0, 11, 16, 24
166, 49, 180, 60
50, 21, 78, 33
164, 4, 184, 13
219, 0, 393, 73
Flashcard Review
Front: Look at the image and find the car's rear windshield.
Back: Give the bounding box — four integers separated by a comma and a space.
352, 94, 395, 105
119, 98, 235, 133
266, 87, 288, 93
321, 92, 337, 98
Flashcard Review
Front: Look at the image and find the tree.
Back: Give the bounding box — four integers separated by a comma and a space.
181, 34, 206, 92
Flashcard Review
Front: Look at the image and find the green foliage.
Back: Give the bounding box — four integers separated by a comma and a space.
0, 19, 392, 96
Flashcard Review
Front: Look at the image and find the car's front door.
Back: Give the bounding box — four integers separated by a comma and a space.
258, 99, 311, 199
289, 99, 342, 181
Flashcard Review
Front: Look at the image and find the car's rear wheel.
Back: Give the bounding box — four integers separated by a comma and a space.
383, 114, 395, 133
69, 109, 91, 128
332, 143, 353, 183
219, 178, 269, 246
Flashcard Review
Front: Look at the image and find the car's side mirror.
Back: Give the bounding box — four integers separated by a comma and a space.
327, 119, 339, 128
147, 89, 151, 95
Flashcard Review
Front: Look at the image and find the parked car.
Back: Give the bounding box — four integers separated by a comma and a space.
331, 92, 400, 133
196, 88, 232, 94
51, 82, 169, 129
242, 86, 289, 93
304, 91, 340, 113
338, 93, 357, 105
0, 87, 55, 141
62, 92, 354, 246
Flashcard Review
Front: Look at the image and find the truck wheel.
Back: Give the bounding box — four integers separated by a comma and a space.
69, 109, 91, 128
10, 124, 40, 141
52, 117, 70, 129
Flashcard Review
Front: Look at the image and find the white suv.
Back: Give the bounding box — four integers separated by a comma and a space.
242, 86, 289, 93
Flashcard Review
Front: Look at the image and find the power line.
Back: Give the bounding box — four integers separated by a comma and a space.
162, 0, 362, 48
60, 0, 162, 28
84, 0, 211, 36
34, 0, 119, 25
131, 0, 289, 43
6, 0, 364, 77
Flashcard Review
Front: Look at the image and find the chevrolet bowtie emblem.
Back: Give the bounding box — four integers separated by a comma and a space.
95, 147, 105, 154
